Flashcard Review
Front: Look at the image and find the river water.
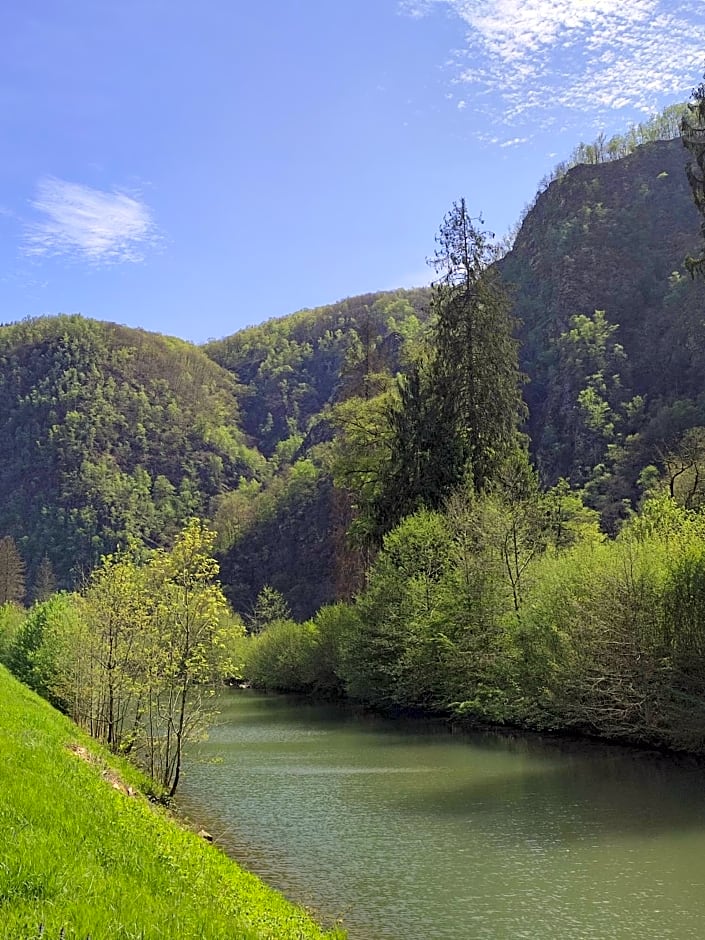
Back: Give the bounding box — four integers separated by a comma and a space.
178, 690, 705, 939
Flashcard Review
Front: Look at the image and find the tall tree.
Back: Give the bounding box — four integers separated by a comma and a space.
374, 200, 525, 535
33, 554, 57, 603
0, 536, 25, 606
682, 77, 705, 277
429, 199, 525, 492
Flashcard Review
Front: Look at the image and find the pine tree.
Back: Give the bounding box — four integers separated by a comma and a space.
428, 199, 525, 493
682, 77, 705, 277
373, 200, 525, 536
0, 536, 26, 605
33, 554, 57, 603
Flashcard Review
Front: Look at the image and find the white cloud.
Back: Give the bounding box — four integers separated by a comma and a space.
499, 137, 529, 148
24, 178, 158, 263
401, 0, 705, 128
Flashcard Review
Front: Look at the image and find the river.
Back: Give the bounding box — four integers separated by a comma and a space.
178, 690, 705, 939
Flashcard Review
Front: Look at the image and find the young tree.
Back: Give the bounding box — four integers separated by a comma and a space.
249, 584, 292, 633
0, 536, 26, 606
33, 554, 57, 603
79, 552, 151, 749
144, 519, 233, 796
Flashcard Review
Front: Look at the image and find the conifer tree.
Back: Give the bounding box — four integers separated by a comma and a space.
0, 536, 25, 605
373, 200, 525, 536
428, 199, 525, 493
33, 554, 57, 603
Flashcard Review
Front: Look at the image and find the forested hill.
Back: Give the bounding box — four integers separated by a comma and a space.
203, 289, 430, 458
501, 136, 705, 521
0, 314, 265, 588
3, 134, 705, 616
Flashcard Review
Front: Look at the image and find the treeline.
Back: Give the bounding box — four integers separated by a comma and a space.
204, 289, 429, 458
235, 186, 705, 755
239, 489, 705, 753
0, 314, 265, 588
0, 519, 240, 796
539, 103, 686, 192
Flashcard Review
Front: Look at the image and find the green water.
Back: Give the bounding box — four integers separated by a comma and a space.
179, 691, 705, 939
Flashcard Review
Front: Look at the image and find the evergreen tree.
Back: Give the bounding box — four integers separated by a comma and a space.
0, 536, 25, 605
682, 77, 705, 277
429, 199, 525, 493
249, 585, 292, 633
33, 554, 57, 603
373, 200, 525, 536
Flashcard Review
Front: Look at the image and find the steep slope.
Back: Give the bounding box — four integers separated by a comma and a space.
204, 288, 430, 457
501, 137, 705, 492
0, 314, 264, 588
203, 290, 431, 619
0, 663, 343, 938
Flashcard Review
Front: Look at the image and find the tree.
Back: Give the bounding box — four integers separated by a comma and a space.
429, 199, 525, 492
0, 537, 25, 606
373, 200, 525, 535
372, 362, 464, 537
249, 584, 292, 633
33, 554, 57, 603
682, 77, 705, 277
145, 519, 233, 796
660, 427, 705, 508
78, 551, 151, 749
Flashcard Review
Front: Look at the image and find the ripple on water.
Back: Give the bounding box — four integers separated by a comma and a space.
180, 691, 705, 940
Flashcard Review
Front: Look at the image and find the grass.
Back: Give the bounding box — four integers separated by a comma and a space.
0, 664, 346, 940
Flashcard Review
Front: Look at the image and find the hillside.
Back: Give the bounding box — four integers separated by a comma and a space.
0, 663, 343, 939
204, 289, 430, 458
0, 314, 264, 588
2, 136, 705, 616
208, 136, 705, 611
501, 137, 705, 515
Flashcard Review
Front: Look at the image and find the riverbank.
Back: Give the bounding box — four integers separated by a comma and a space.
0, 665, 345, 940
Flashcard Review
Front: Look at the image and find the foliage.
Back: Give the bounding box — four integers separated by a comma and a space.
237, 482, 705, 754
248, 585, 292, 634
243, 619, 319, 692
500, 133, 705, 525
8, 520, 241, 796
372, 201, 525, 536
143, 519, 235, 795
544, 103, 686, 184
0, 314, 263, 587
204, 290, 429, 457
217, 460, 338, 621
0, 602, 27, 664
33, 554, 57, 603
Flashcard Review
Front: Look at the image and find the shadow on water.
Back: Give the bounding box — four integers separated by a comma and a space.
388, 750, 705, 840
203, 690, 705, 843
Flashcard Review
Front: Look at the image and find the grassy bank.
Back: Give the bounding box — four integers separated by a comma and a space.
0, 664, 345, 940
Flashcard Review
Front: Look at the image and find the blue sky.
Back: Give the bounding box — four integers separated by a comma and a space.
0, 0, 703, 343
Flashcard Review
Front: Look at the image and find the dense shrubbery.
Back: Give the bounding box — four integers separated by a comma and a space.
239, 490, 705, 753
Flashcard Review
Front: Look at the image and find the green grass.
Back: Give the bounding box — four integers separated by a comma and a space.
0, 665, 346, 940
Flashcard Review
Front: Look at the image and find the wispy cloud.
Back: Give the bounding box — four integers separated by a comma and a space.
400, 0, 705, 128
24, 178, 158, 263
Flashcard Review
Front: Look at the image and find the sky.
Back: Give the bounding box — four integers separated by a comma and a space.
0, 1, 704, 343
